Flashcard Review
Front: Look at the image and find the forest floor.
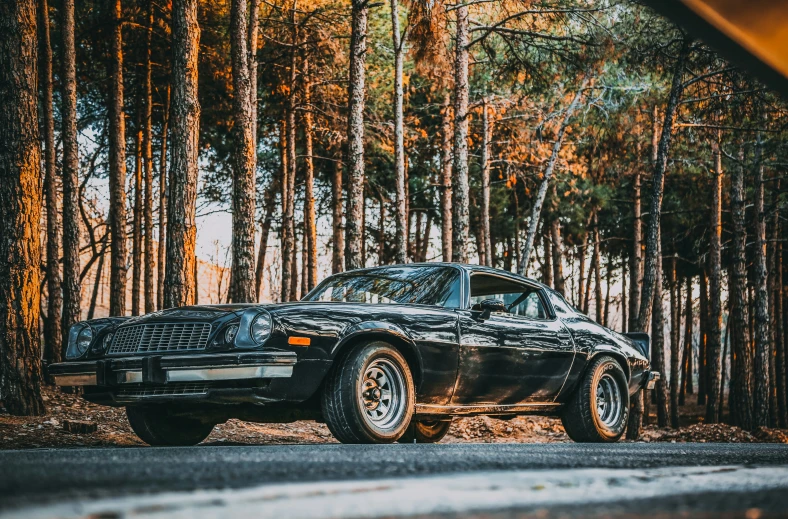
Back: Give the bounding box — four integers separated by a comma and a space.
1, 386, 787, 449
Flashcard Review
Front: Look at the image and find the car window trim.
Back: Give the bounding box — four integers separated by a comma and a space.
466, 271, 556, 320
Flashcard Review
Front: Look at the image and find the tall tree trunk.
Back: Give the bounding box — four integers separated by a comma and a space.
518, 80, 587, 274
681, 275, 694, 402
706, 133, 723, 424
391, 0, 407, 264
603, 258, 612, 328
636, 40, 690, 332
698, 271, 708, 405
303, 57, 317, 290
593, 218, 602, 323
653, 238, 669, 427
39, 0, 61, 371
451, 4, 470, 262
440, 93, 452, 262
669, 254, 680, 428
578, 233, 587, 309
775, 206, 788, 428
62, 0, 83, 364
143, 0, 155, 314
0, 0, 46, 414
229, 0, 257, 303
629, 166, 642, 332
108, 0, 127, 316
157, 87, 170, 310
730, 148, 753, 429
164, 0, 200, 308
332, 156, 345, 274
132, 119, 143, 316
753, 131, 771, 428
542, 233, 553, 287
551, 218, 566, 297
255, 178, 278, 300
378, 193, 386, 263
622, 262, 628, 332
87, 238, 107, 320
481, 98, 492, 267
345, 0, 368, 270
282, 2, 298, 300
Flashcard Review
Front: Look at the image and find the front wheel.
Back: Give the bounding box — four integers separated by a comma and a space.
561, 356, 629, 443
322, 341, 415, 443
126, 406, 214, 446
398, 419, 452, 443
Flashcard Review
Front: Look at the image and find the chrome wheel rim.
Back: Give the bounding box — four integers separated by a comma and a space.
359, 358, 406, 430
596, 373, 623, 428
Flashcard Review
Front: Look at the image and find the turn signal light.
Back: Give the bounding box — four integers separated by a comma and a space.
288, 336, 311, 346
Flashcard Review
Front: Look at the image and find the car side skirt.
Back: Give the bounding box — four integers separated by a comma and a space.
415, 402, 561, 418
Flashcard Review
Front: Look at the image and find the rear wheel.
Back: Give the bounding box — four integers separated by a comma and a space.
322, 341, 415, 444
561, 356, 629, 443
398, 419, 452, 443
126, 406, 214, 446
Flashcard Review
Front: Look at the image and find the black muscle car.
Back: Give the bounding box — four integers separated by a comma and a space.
50, 263, 659, 445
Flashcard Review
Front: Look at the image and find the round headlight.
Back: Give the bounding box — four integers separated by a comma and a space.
225, 324, 239, 344
250, 312, 272, 343
77, 326, 93, 355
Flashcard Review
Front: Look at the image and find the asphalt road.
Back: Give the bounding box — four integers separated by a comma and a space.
2, 443, 788, 517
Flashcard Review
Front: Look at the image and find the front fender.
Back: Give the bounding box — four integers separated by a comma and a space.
331, 321, 424, 388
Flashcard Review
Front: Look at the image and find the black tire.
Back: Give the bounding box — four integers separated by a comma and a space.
398, 419, 452, 444
126, 406, 214, 446
322, 341, 415, 444
561, 355, 629, 443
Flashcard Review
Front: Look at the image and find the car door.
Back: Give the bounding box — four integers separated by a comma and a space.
450, 273, 575, 405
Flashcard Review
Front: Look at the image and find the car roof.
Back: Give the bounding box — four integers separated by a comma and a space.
341, 262, 553, 292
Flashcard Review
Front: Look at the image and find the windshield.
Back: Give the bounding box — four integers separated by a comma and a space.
304, 266, 462, 307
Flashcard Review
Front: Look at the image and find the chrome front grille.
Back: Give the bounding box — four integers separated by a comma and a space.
108, 323, 212, 355
115, 383, 209, 398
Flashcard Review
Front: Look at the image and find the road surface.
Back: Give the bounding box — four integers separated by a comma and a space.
2, 443, 788, 518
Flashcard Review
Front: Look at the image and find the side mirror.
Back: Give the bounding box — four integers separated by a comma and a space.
478, 299, 506, 320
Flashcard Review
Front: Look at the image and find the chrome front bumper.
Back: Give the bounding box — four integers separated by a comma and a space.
49, 351, 296, 387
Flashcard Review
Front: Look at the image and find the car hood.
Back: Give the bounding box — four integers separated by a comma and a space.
121, 304, 257, 324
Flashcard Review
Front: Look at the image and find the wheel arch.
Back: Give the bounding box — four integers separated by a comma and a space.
588, 346, 631, 382
330, 323, 424, 390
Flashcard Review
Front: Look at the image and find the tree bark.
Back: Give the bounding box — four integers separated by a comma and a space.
681, 275, 694, 402
62, 0, 84, 366
629, 164, 642, 332
303, 57, 317, 290
440, 93, 452, 262
594, 223, 602, 324
653, 239, 669, 427
551, 218, 566, 297
143, 0, 155, 314
391, 0, 407, 264
132, 119, 143, 316
281, 3, 298, 300
730, 147, 753, 429
451, 3, 470, 263
255, 177, 278, 301
107, 0, 127, 316
481, 98, 492, 267
669, 254, 680, 428
164, 0, 200, 308
636, 40, 690, 332
775, 203, 788, 428
0, 0, 46, 414
345, 0, 368, 270
332, 156, 345, 274
753, 130, 771, 428
157, 86, 170, 311
39, 0, 62, 371
229, 0, 257, 303
518, 80, 587, 274
698, 270, 708, 405
706, 133, 723, 424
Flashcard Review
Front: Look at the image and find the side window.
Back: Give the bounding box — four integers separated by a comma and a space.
469, 274, 549, 319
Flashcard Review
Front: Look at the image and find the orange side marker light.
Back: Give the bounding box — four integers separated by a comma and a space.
288, 336, 311, 346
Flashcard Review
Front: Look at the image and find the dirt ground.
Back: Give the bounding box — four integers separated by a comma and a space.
1, 386, 786, 449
